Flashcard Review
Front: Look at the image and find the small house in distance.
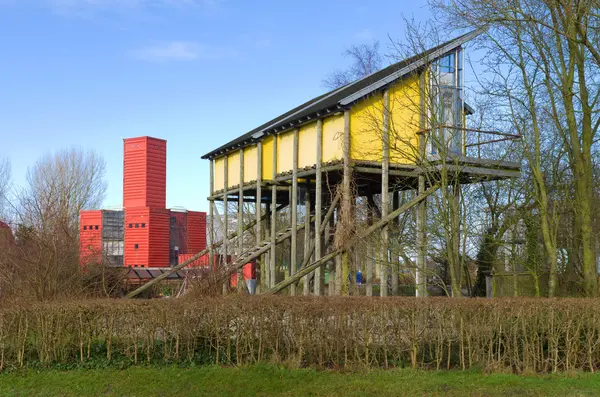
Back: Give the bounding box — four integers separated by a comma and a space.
201, 29, 521, 297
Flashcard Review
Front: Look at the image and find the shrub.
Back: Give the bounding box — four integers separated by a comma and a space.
1, 297, 600, 373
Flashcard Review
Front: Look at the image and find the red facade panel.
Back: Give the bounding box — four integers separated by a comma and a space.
123, 137, 166, 209
80, 210, 103, 266
186, 211, 207, 254
124, 208, 170, 268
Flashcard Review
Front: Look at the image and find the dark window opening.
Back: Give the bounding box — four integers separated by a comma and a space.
95, 225, 99, 230
135, 223, 139, 228
83, 225, 87, 230
129, 224, 133, 228
134, 244, 139, 249
141, 223, 146, 228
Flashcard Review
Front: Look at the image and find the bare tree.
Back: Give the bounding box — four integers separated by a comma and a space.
0, 157, 11, 220
323, 41, 383, 89
430, 0, 600, 296
0, 148, 107, 301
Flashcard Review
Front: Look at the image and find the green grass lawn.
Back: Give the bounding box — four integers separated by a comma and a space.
2, 364, 600, 397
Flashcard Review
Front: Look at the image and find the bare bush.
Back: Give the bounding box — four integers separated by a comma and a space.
2, 297, 600, 373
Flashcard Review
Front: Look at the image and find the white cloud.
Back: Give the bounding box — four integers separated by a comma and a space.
130, 41, 238, 62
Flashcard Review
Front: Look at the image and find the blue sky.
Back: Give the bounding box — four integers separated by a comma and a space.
0, 0, 432, 212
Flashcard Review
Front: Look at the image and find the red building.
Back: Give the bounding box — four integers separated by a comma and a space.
80, 136, 207, 269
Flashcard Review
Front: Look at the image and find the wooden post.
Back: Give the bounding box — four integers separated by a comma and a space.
381, 89, 390, 297
341, 110, 351, 296
451, 183, 461, 297
209, 159, 215, 273
223, 155, 229, 295
270, 136, 278, 288
303, 182, 312, 295
416, 72, 427, 297
391, 190, 399, 296
290, 128, 299, 296
366, 193, 374, 297
237, 149, 244, 293
314, 119, 323, 296
256, 142, 264, 291
327, 213, 334, 296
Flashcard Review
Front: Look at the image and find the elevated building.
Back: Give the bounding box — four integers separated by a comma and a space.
201, 30, 521, 296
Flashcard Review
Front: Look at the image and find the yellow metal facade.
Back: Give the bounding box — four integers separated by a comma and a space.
298, 122, 317, 169
243, 145, 258, 183
211, 73, 425, 193
322, 114, 344, 163
349, 92, 384, 162
276, 130, 294, 174
261, 135, 274, 180
388, 73, 421, 164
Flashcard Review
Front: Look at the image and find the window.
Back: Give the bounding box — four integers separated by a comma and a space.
135, 223, 139, 228
95, 225, 99, 230
83, 225, 87, 230
129, 224, 133, 228
134, 244, 139, 249
141, 223, 146, 228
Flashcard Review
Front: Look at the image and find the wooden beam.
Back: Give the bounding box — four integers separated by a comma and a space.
264, 185, 439, 295
366, 193, 374, 297
341, 110, 351, 296
314, 119, 323, 296
223, 154, 229, 295
270, 135, 278, 288
237, 149, 244, 293
416, 71, 427, 297
303, 181, 311, 296
381, 89, 390, 298
290, 128, 299, 296
209, 159, 215, 271
256, 142, 264, 291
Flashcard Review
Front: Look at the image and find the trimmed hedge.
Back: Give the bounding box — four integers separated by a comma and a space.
1, 297, 600, 372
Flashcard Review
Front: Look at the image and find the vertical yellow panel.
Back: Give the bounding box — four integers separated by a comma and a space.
227, 151, 240, 188
388, 73, 421, 164
322, 114, 344, 163
214, 156, 225, 191
262, 135, 274, 180
298, 122, 317, 169
349, 92, 384, 162
243, 145, 258, 183
277, 130, 294, 174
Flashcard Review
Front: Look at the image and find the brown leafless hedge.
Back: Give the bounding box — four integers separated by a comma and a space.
1, 297, 600, 373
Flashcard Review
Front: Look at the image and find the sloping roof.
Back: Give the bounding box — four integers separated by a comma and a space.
202, 29, 482, 160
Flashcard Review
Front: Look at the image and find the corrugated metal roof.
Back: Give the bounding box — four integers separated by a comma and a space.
201, 30, 482, 160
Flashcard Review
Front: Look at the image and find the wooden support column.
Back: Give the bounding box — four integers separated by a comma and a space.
314, 119, 323, 296
391, 190, 399, 296
223, 155, 229, 295
270, 136, 278, 288
341, 109, 351, 296
256, 142, 264, 291
302, 182, 312, 295
381, 89, 390, 297
366, 193, 374, 297
416, 71, 427, 297
451, 183, 461, 297
290, 128, 299, 296
327, 214, 334, 296
209, 159, 215, 272
237, 149, 244, 293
